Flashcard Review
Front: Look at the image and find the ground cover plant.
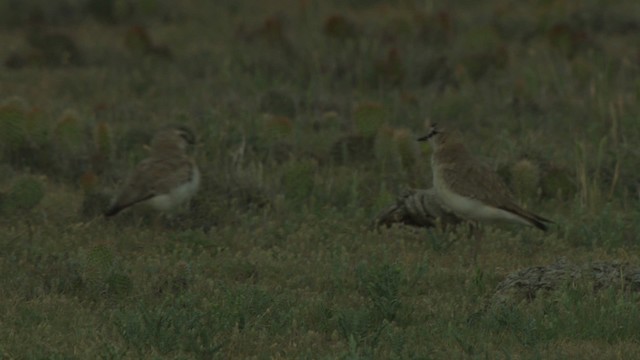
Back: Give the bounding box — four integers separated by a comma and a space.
1, 0, 640, 358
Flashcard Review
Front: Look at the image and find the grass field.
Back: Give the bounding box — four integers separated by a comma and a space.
1, 0, 640, 358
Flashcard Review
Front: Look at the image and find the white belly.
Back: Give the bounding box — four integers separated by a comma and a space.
433, 168, 530, 225
147, 166, 200, 211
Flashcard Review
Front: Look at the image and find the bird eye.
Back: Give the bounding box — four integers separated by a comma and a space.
175, 127, 196, 144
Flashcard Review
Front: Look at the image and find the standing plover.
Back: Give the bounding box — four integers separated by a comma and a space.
104, 125, 200, 217
418, 123, 551, 230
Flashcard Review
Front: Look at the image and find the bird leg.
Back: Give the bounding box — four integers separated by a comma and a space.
467, 221, 482, 266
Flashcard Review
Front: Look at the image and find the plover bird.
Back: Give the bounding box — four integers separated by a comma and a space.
417, 123, 552, 231
105, 125, 200, 217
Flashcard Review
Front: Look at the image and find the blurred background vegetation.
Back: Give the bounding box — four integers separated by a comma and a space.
1, 0, 639, 358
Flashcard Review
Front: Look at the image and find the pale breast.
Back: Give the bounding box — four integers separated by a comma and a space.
147, 165, 200, 211
433, 170, 484, 219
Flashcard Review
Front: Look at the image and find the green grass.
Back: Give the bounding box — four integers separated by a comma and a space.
1, 0, 640, 358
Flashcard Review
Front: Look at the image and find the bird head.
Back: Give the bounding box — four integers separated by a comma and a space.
417, 122, 446, 148
151, 125, 197, 154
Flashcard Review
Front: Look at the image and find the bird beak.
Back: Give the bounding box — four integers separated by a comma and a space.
417, 130, 437, 142
417, 123, 440, 142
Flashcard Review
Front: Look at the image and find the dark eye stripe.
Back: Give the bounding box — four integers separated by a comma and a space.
180, 132, 195, 144
175, 126, 196, 144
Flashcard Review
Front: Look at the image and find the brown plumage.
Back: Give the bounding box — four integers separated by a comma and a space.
105, 125, 200, 217
418, 123, 552, 231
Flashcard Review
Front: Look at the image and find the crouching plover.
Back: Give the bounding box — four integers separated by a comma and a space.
105, 125, 200, 217
417, 123, 552, 231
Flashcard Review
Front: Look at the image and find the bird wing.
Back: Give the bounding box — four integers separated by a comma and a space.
442, 160, 514, 207
108, 156, 194, 213
441, 160, 552, 230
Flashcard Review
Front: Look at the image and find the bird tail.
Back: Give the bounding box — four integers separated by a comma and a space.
104, 194, 153, 217
499, 205, 553, 231
104, 204, 124, 217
